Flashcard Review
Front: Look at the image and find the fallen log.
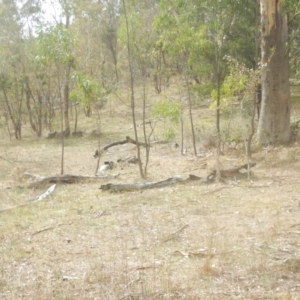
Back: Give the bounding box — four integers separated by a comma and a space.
100, 163, 257, 192
100, 175, 183, 192
28, 174, 100, 189
188, 174, 215, 182
211, 162, 257, 179
27, 163, 256, 190
189, 163, 256, 182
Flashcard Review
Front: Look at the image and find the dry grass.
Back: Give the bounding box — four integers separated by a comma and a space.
1, 88, 300, 299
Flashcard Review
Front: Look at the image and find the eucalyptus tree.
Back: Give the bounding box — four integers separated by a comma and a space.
36, 25, 75, 137
36, 20, 75, 174
155, 0, 257, 88
257, 0, 291, 144
72, 0, 120, 88
0, 0, 25, 139
155, 0, 257, 161
19, 1, 49, 137
119, 0, 160, 178
0, 0, 59, 139
120, 0, 144, 178
99, 0, 120, 83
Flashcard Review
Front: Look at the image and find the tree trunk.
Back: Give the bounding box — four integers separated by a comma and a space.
63, 64, 71, 137
3, 90, 22, 140
122, 0, 145, 179
258, 0, 291, 144
63, 12, 71, 137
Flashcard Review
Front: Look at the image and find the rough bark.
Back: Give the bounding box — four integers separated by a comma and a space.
258, 0, 291, 144
100, 176, 183, 192
28, 174, 103, 189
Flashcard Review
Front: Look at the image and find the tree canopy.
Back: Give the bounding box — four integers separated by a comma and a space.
0, 0, 299, 143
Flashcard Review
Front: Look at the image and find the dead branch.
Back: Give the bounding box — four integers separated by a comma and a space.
23, 172, 45, 181
32, 226, 55, 235
100, 175, 183, 192
188, 163, 256, 183
29, 184, 56, 201
94, 136, 150, 158
93, 136, 173, 159
171, 249, 237, 258
32, 222, 74, 236
28, 174, 102, 189
99, 162, 256, 192
163, 223, 189, 242
172, 223, 189, 234
188, 174, 215, 182
209, 162, 257, 179
94, 210, 107, 218
171, 250, 213, 258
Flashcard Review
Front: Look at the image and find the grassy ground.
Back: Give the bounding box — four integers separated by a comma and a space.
1, 86, 300, 299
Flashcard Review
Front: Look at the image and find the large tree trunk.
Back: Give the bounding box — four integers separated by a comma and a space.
257, 0, 291, 144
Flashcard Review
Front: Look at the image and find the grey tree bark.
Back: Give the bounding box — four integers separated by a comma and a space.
258, 0, 291, 144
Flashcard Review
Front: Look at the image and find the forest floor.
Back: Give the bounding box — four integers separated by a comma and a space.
1, 90, 300, 299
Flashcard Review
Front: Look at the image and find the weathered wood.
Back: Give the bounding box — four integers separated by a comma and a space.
187, 163, 255, 182
117, 156, 139, 164
212, 162, 256, 178
94, 136, 171, 159
188, 174, 214, 182
258, 0, 291, 143
27, 162, 256, 191
28, 174, 99, 189
100, 176, 183, 192
30, 184, 56, 201
23, 172, 45, 181
94, 136, 135, 158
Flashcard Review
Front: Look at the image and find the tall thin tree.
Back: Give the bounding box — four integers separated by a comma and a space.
121, 0, 145, 179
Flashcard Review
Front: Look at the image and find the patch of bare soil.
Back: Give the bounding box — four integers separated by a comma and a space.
1, 116, 300, 299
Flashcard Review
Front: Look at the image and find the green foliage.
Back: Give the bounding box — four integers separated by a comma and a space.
221, 74, 248, 97
162, 127, 176, 140
152, 99, 180, 140
119, 2, 156, 72
70, 74, 102, 107
0, 73, 12, 92
211, 56, 260, 111
225, 57, 260, 97
283, 0, 300, 77
154, 0, 257, 93
281, 0, 300, 13
152, 100, 180, 124
36, 25, 75, 65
